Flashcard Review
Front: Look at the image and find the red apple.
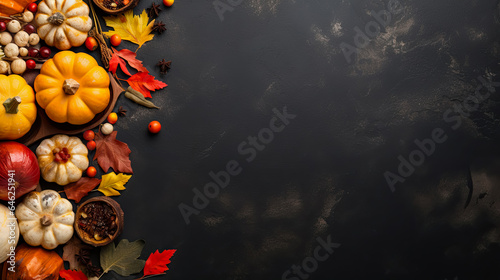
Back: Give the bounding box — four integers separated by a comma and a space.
0, 142, 40, 201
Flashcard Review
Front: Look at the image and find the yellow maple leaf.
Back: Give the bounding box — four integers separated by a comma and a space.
104, 10, 155, 50
98, 172, 132, 196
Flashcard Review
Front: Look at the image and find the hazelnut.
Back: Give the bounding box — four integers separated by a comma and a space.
0, 61, 10, 74
7, 20, 22, 33
14, 31, 29, 47
0, 32, 12, 45
22, 11, 34, 23
4, 43, 19, 58
19, 47, 28, 57
101, 123, 114, 135
28, 33, 40, 46
11, 59, 26, 75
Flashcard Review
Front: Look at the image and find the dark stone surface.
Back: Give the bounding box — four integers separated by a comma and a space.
79, 0, 500, 279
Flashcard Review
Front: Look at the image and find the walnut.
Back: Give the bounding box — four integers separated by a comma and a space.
4, 43, 19, 58
14, 31, 29, 47
0, 32, 12, 45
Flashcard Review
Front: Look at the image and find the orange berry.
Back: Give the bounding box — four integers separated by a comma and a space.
107, 112, 118, 124
163, 0, 174, 6
86, 166, 97, 177
110, 34, 121, 46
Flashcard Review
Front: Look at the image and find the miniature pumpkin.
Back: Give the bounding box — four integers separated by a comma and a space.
15, 190, 75, 250
36, 134, 89, 185
0, 74, 37, 140
0, 0, 36, 17
34, 51, 110, 125
35, 0, 92, 50
1, 243, 63, 280
0, 204, 19, 263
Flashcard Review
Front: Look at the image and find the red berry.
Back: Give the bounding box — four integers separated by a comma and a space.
85, 37, 98, 51
28, 47, 39, 58
83, 130, 95, 140
24, 24, 35, 34
86, 140, 96, 151
0, 22, 6, 32
27, 2, 38, 13
26, 59, 36, 70
86, 166, 97, 178
148, 121, 161, 134
39, 46, 51, 58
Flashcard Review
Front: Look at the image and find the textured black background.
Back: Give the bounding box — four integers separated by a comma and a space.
38, 0, 500, 279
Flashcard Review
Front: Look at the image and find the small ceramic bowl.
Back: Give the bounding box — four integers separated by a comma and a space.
74, 196, 124, 247
92, 0, 140, 15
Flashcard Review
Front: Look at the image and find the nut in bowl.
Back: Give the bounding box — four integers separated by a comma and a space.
75, 196, 124, 246
93, 0, 140, 15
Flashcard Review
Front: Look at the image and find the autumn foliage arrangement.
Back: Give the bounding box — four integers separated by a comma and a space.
0, 0, 176, 279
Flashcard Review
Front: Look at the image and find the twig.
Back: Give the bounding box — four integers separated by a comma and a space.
89, 0, 112, 69
133, 273, 167, 280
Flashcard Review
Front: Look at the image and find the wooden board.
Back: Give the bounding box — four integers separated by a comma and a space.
18, 72, 123, 146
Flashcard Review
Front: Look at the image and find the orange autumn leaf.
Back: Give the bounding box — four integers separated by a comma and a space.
126, 72, 167, 98
64, 177, 102, 203
94, 131, 133, 174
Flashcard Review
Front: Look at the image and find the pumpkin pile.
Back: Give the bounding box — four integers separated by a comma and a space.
0, 0, 176, 279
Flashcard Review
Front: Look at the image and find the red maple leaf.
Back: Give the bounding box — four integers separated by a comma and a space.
112, 47, 148, 73
94, 131, 133, 174
109, 52, 132, 76
143, 249, 177, 276
59, 270, 88, 280
64, 177, 102, 203
126, 72, 167, 98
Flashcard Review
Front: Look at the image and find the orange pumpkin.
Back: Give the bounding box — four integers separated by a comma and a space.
1, 243, 63, 280
0, 0, 36, 17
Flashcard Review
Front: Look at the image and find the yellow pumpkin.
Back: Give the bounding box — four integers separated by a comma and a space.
34, 51, 110, 125
35, 0, 92, 50
0, 75, 37, 140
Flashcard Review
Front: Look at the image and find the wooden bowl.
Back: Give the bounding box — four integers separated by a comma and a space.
18, 72, 123, 146
92, 0, 140, 15
74, 196, 124, 247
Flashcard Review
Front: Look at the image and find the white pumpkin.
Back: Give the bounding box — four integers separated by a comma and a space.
0, 204, 19, 263
36, 134, 89, 186
15, 190, 75, 250
35, 0, 92, 50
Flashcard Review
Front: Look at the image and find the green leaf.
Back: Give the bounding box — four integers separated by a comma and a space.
100, 239, 146, 276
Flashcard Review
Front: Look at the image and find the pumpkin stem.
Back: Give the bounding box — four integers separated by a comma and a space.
40, 215, 53, 226
3, 96, 21, 114
63, 79, 80, 95
48, 12, 65, 26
